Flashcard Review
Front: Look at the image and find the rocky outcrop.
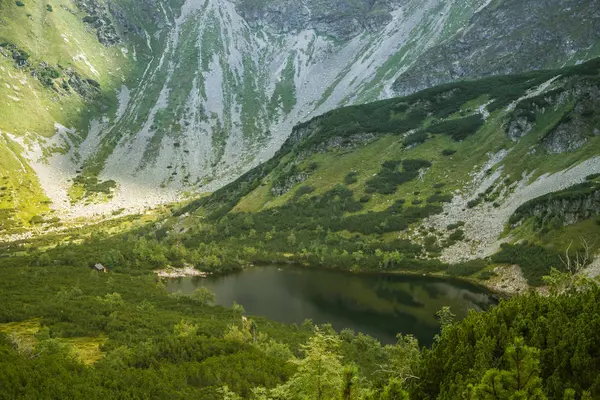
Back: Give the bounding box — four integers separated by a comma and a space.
516, 188, 600, 227
64, 68, 101, 100
506, 116, 533, 141
75, 0, 121, 46
393, 0, 600, 96
542, 80, 600, 153
271, 171, 309, 196
0, 43, 30, 68
542, 116, 589, 154
233, 0, 405, 40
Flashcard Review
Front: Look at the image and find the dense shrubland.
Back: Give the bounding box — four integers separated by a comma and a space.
1, 258, 599, 399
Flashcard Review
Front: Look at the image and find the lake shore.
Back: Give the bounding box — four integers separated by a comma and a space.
154, 266, 210, 278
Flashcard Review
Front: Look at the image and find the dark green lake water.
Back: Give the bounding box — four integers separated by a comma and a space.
165, 266, 497, 345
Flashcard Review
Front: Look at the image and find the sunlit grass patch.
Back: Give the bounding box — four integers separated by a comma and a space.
0, 318, 106, 364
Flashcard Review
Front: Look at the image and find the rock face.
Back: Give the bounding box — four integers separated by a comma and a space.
542, 116, 589, 154
233, 0, 405, 40
542, 80, 600, 154
75, 0, 122, 46
513, 187, 600, 228
393, 0, 600, 96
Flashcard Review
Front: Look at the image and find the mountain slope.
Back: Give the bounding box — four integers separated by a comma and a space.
167, 59, 600, 287
392, 0, 600, 96
1, 0, 599, 233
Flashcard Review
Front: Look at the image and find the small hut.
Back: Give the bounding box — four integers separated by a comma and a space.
92, 263, 106, 273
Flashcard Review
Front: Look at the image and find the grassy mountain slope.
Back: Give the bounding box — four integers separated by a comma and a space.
3, 0, 599, 233
167, 58, 600, 289
0, 0, 128, 227
0, 0, 180, 230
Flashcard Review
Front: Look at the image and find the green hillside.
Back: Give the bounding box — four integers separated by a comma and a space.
165, 58, 600, 289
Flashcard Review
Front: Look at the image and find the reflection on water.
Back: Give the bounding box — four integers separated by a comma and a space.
165, 266, 497, 345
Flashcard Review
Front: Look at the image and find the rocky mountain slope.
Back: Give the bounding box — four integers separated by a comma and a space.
392, 0, 600, 96
0, 0, 599, 233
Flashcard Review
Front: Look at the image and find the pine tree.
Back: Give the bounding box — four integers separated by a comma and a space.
270, 328, 344, 400
472, 338, 547, 400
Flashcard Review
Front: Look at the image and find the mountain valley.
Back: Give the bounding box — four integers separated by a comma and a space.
1, 1, 600, 399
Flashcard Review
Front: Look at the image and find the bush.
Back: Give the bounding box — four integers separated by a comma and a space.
359, 195, 370, 203
478, 270, 497, 280
293, 185, 315, 200
509, 182, 600, 227
30, 215, 44, 225
46, 4, 52, 11
448, 229, 464, 241
467, 198, 481, 208
446, 260, 486, 276
364, 160, 429, 195
82, 16, 98, 23
491, 243, 563, 286
446, 221, 465, 230
441, 149, 456, 156
586, 173, 600, 181
427, 193, 453, 204
403, 131, 428, 147
344, 171, 358, 185
428, 115, 485, 141
403, 159, 432, 172
15, 1, 25, 6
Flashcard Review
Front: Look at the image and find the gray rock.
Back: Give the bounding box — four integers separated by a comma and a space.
542, 80, 600, 154
64, 68, 101, 100
233, 0, 406, 40
393, 0, 600, 95
542, 117, 588, 154
271, 171, 309, 196
506, 117, 533, 141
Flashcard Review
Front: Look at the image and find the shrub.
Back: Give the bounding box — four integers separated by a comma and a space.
46, 4, 52, 11
344, 171, 358, 185
586, 173, 600, 181
403, 131, 428, 147
491, 243, 563, 286
428, 115, 485, 141
364, 160, 429, 195
446, 221, 465, 230
30, 215, 44, 225
293, 185, 315, 200
448, 229, 464, 241
478, 270, 497, 280
412, 199, 422, 205
509, 182, 599, 227
427, 193, 453, 203
433, 183, 445, 189
38, 65, 60, 86
446, 260, 486, 276
16, 1, 25, 6
83, 16, 98, 23
359, 195, 370, 203
403, 159, 432, 172
441, 149, 456, 156
467, 198, 481, 208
